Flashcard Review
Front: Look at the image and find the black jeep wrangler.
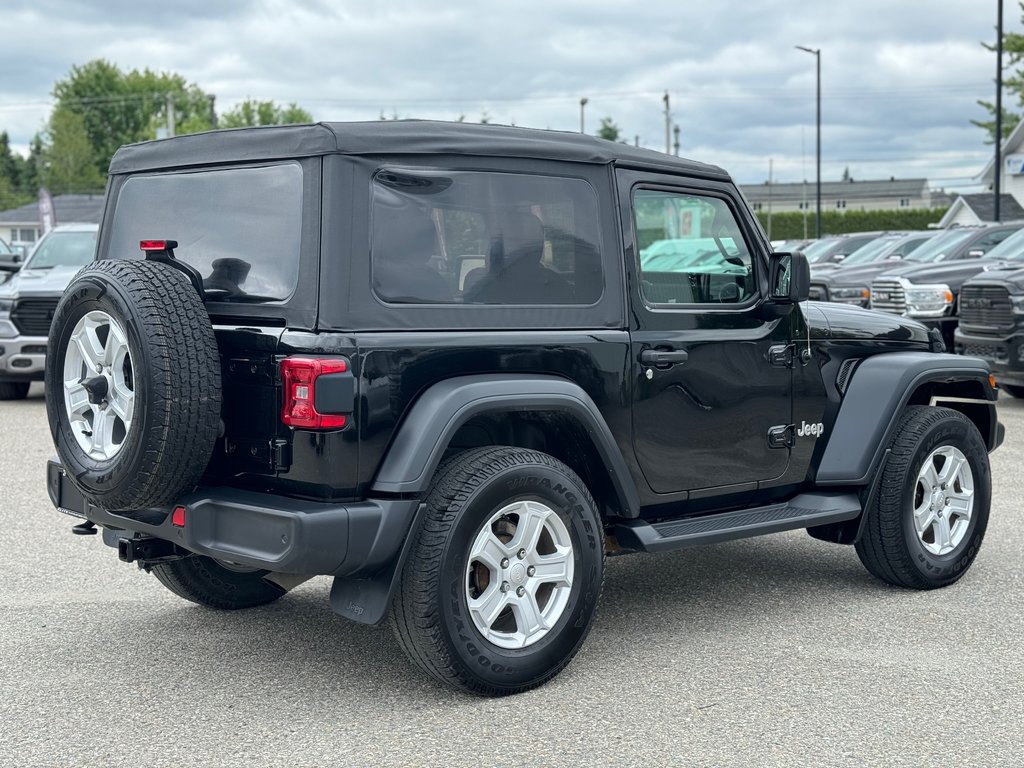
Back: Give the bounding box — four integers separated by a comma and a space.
45, 122, 1002, 696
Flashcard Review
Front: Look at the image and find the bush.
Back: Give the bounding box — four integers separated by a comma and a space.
757, 208, 949, 240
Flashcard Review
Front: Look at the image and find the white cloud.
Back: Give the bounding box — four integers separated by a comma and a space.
0, 0, 1016, 191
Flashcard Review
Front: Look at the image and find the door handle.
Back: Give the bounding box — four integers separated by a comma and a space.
639, 349, 689, 366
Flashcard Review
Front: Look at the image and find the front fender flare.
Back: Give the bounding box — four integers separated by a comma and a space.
815, 352, 995, 486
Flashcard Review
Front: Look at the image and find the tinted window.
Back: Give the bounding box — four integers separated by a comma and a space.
25, 230, 97, 269
634, 189, 754, 305
371, 169, 602, 305
108, 164, 303, 302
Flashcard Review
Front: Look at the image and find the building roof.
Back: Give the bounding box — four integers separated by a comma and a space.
937, 193, 1024, 227
0, 194, 105, 225
740, 177, 929, 203
109, 120, 730, 179
978, 119, 1024, 182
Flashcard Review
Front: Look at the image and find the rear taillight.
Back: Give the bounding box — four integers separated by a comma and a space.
281, 357, 351, 429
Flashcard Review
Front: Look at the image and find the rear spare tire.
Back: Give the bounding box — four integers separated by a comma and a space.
45, 259, 221, 510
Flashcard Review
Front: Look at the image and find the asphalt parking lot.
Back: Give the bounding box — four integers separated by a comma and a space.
1, 383, 1022, 767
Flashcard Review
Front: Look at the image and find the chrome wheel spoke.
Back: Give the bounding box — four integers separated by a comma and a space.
918, 461, 940, 495
64, 381, 91, 416
530, 546, 573, 586
509, 501, 549, 554
470, 583, 510, 630
932, 514, 954, 553
947, 492, 973, 520
511, 589, 546, 638
469, 531, 510, 571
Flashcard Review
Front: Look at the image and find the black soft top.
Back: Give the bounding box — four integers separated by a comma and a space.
108, 120, 730, 180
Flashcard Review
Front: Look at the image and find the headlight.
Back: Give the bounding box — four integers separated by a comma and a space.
1011, 296, 1024, 315
904, 283, 953, 318
830, 286, 870, 303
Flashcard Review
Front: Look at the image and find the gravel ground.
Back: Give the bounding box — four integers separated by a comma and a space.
1, 383, 1022, 767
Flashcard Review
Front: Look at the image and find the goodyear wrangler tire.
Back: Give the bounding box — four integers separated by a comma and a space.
45, 259, 221, 511
855, 406, 990, 589
390, 446, 605, 696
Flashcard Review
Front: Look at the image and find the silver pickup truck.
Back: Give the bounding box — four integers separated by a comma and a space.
0, 223, 98, 399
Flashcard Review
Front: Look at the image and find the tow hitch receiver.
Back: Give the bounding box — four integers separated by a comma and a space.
117, 537, 183, 565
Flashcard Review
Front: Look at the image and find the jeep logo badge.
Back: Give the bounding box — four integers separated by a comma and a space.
796, 421, 824, 438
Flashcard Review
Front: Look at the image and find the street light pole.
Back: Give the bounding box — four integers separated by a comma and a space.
996, 0, 1004, 222
580, 97, 588, 134
796, 46, 822, 239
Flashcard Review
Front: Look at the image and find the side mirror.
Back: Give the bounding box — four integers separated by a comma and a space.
0, 253, 22, 273
769, 251, 810, 303
833, 253, 846, 263
967, 249, 985, 258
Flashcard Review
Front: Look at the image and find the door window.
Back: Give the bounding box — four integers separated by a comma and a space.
633, 189, 754, 305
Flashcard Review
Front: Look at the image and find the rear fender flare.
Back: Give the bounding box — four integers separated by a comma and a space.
371, 374, 640, 517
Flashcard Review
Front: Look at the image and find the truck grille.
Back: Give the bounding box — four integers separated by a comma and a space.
11, 298, 59, 336
958, 285, 1013, 332
870, 278, 906, 314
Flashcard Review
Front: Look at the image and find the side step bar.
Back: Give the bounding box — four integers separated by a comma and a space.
613, 492, 861, 553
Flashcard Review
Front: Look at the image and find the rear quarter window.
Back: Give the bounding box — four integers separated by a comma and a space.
107, 163, 303, 302
370, 169, 603, 306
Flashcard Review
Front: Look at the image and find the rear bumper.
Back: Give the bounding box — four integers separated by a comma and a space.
0, 334, 47, 380
47, 458, 420, 577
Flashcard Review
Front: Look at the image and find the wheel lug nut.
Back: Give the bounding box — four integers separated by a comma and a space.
527, 566, 536, 577
500, 557, 509, 568
517, 549, 526, 560
500, 582, 510, 593
516, 586, 526, 597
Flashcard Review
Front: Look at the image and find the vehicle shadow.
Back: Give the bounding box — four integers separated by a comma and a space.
65, 533, 882, 705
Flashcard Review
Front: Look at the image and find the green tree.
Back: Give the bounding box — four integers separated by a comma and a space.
52, 59, 214, 176
40, 108, 105, 195
597, 117, 622, 142
220, 99, 312, 128
974, 2, 1024, 143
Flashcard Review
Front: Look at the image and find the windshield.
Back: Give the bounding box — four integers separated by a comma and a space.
0, 239, 11, 255
840, 236, 902, 265
980, 227, 1024, 261
904, 229, 974, 263
24, 230, 97, 270
802, 238, 841, 262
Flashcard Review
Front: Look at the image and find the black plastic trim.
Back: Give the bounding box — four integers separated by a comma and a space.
816, 352, 995, 485
47, 458, 418, 577
371, 374, 641, 517
614, 492, 861, 552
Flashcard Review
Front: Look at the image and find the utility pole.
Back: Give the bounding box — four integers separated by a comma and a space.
166, 93, 176, 138
673, 124, 680, 156
579, 97, 588, 134
209, 94, 218, 129
635, 135, 640, 147
663, 91, 671, 154
996, 0, 1004, 222
767, 158, 774, 241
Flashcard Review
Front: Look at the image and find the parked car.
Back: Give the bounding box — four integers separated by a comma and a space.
801, 231, 888, 269
807, 231, 939, 305
0, 224, 99, 399
771, 238, 814, 252
44, 121, 1000, 696
869, 222, 1024, 349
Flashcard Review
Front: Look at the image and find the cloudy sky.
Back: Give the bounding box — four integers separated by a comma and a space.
0, 0, 1017, 191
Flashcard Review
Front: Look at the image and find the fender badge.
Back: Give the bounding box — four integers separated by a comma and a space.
796, 420, 824, 438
